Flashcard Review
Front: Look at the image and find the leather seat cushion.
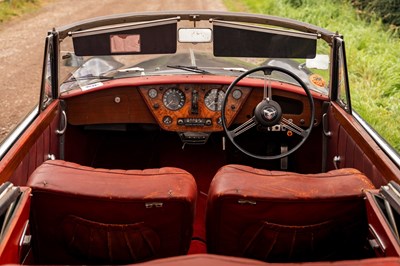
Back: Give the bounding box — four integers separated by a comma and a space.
206, 165, 375, 261
208, 164, 374, 200
28, 160, 197, 264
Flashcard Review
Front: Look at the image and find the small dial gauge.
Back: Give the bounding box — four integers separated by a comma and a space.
205, 89, 225, 111
232, 89, 242, 100
148, 88, 158, 99
162, 116, 172, 125
163, 88, 186, 111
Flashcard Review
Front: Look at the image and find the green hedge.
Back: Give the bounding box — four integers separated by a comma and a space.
284, 0, 400, 34
350, 0, 400, 32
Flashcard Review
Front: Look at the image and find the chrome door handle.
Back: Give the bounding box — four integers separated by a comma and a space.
56, 110, 67, 135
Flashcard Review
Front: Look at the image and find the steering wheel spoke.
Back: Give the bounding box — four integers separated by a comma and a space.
280, 117, 307, 138
228, 116, 257, 138
263, 74, 272, 101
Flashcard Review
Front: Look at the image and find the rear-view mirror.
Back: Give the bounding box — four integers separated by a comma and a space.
178, 28, 212, 43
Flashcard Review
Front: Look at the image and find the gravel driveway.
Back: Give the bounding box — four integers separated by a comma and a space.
0, 0, 226, 143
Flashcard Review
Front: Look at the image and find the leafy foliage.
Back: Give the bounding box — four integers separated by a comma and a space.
351, 0, 400, 34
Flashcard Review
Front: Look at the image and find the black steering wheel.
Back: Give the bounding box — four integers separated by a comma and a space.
221, 65, 315, 160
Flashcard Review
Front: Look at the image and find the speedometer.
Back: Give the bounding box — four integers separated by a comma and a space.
163, 88, 186, 111
205, 89, 225, 111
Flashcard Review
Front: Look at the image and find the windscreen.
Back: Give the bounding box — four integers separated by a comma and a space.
60, 18, 330, 96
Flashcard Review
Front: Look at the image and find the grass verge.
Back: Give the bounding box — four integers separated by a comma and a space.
0, 0, 42, 23
225, 0, 400, 152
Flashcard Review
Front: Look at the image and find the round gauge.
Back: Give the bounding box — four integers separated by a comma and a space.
232, 89, 242, 100
163, 88, 186, 111
148, 88, 158, 99
205, 89, 225, 111
162, 116, 172, 125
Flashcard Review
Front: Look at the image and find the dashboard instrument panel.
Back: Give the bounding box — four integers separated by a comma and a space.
65, 82, 323, 132
139, 84, 252, 132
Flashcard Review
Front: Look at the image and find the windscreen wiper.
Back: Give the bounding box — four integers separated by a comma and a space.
167, 65, 212, 74
74, 74, 114, 81
63, 74, 114, 84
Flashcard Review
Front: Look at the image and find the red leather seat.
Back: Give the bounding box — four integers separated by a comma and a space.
206, 165, 375, 262
128, 254, 400, 266
27, 160, 197, 264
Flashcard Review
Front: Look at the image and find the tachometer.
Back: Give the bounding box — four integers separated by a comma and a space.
163, 88, 186, 111
205, 89, 225, 111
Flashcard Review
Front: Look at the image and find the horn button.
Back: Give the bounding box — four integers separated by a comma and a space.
255, 100, 282, 127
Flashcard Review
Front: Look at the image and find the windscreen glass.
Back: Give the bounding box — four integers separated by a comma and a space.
60, 19, 330, 96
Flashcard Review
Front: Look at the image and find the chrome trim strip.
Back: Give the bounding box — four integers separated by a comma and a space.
0, 107, 38, 160
369, 223, 386, 253
213, 19, 318, 39
70, 17, 179, 38
18, 220, 30, 248
353, 111, 400, 169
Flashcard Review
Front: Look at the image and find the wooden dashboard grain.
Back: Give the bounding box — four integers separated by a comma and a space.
65, 84, 324, 132
235, 88, 324, 127
66, 87, 156, 125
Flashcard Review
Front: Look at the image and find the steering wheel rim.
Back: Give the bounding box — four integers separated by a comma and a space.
221, 65, 315, 160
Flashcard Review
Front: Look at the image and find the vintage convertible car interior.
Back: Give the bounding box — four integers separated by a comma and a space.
0, 11, 399, 266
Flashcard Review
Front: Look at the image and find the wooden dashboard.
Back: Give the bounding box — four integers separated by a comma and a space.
138, 84, 251, 132
65, 82, 324, 132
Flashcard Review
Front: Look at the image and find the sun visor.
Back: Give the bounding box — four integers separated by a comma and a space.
213, 20, 317, 58
71, 18, 178, 56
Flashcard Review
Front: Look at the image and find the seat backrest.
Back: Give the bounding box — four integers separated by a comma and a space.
27, 160, 197, 264
206, 165, 375, 262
